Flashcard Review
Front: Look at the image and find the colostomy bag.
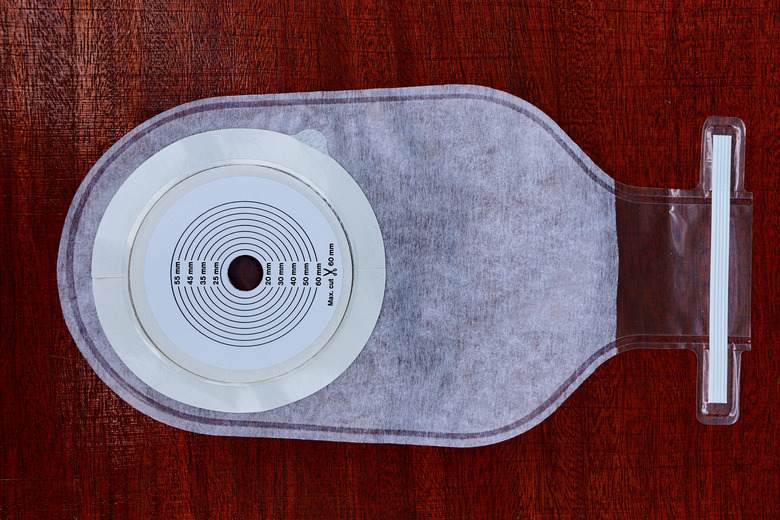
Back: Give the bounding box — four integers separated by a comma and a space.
58, 85, 752, 447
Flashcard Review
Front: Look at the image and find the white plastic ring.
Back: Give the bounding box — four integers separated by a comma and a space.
92, 129, 385, 412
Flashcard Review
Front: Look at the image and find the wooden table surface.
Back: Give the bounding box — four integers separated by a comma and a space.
2, 1, 778, 518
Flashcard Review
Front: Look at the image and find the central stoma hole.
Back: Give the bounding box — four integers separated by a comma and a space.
227, 255, 263, 291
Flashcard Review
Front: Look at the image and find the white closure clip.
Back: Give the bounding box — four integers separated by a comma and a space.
708, 134, 732, 403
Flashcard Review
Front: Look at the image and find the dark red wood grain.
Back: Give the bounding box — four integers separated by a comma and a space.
2, 1, 778, 518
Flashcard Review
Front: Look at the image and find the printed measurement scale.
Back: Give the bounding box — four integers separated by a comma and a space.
131, 168, 349, 379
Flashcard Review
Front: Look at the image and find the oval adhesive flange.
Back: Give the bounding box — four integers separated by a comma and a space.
92, 129, 385, 413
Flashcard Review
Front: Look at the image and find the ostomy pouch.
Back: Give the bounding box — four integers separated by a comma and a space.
58, 85, 752, 447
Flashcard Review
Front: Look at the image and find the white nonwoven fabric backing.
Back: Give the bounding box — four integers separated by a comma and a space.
58, 85, 618, 447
